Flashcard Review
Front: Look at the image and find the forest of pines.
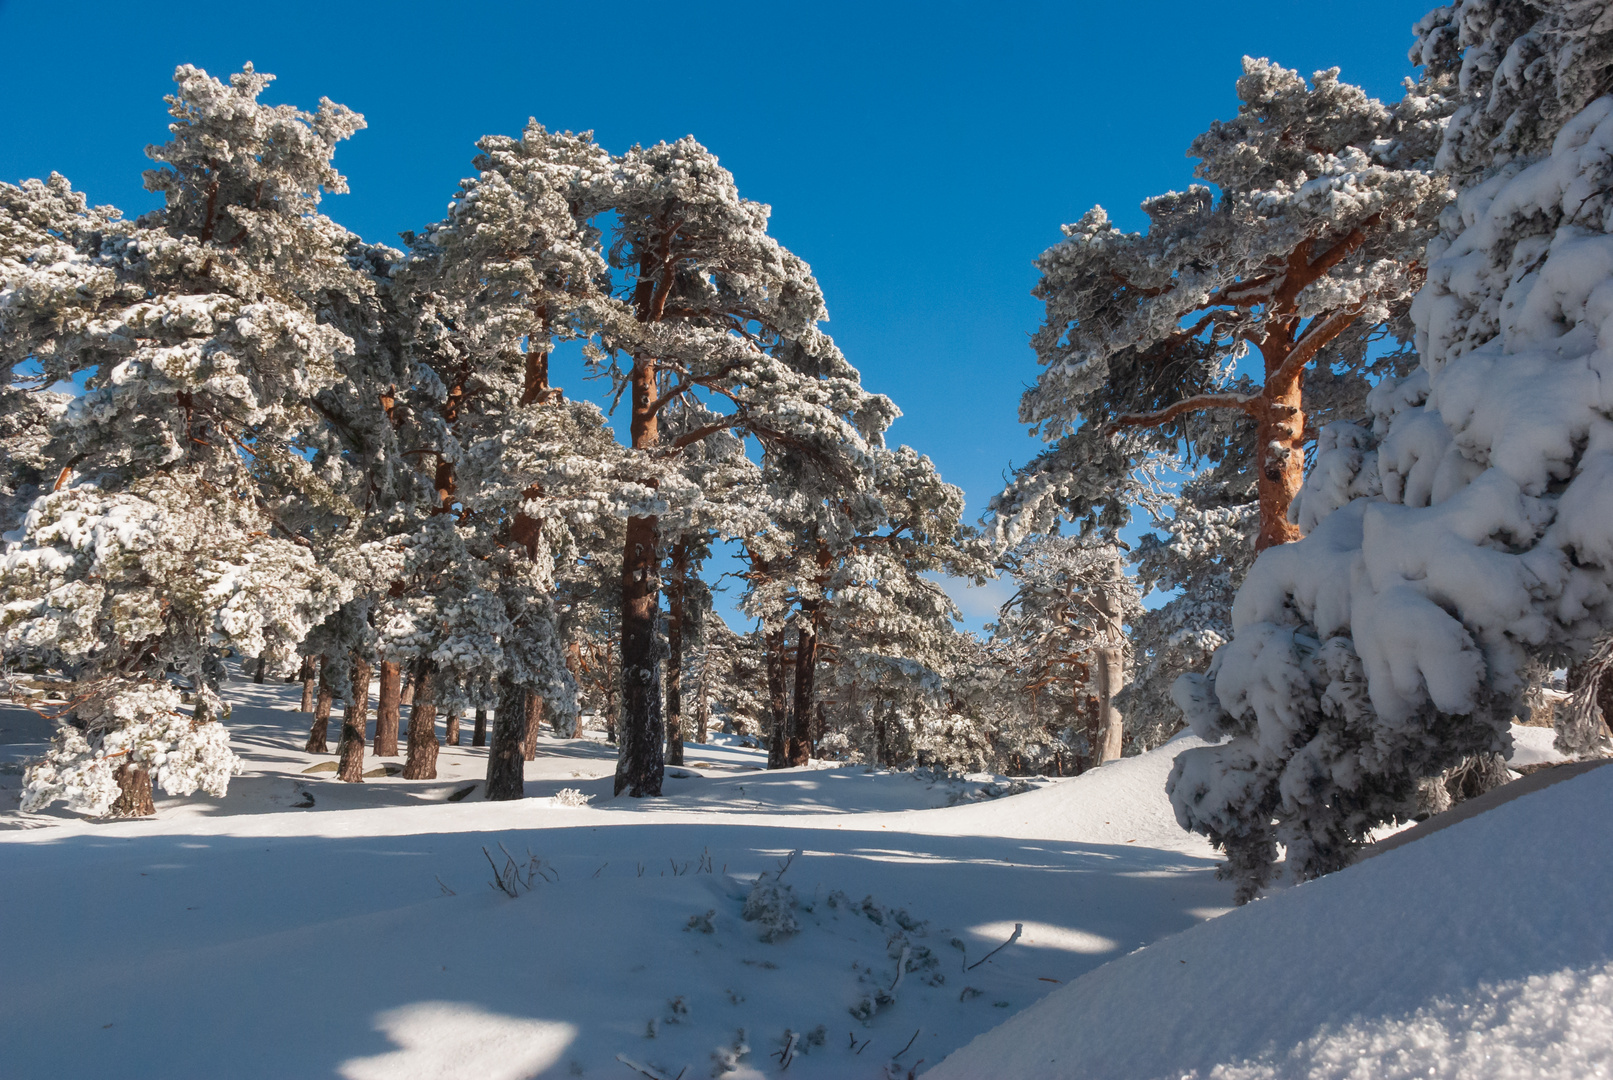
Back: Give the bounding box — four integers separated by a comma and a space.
4, 0, 1613, 913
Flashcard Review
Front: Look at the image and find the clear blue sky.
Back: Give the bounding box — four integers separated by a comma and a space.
0, 0, 1434, 627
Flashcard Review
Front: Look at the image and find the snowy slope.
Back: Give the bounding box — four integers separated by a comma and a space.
929, 762, 1613, 1080
0, 672, 1233, 1079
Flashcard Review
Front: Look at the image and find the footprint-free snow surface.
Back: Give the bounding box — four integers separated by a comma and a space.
0, 671, 1596, 1079
932, 759, 1613, 1080
0, 670, 1232, 1079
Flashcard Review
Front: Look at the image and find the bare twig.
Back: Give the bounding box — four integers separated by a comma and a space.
890, 945, 912, 992
613, 1054, 682, 1080
966, 923, 1023, 971
893, 1028, 921, 1060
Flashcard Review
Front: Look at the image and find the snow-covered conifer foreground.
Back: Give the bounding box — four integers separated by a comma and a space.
1, 670, 1601, 1078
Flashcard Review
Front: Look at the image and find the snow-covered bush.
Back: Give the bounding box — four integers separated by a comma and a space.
1170, 8, 1613, 899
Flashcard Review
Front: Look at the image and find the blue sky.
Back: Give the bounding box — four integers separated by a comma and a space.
0, 0, 1434, 628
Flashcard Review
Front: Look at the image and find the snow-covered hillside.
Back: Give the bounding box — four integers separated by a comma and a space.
0, 671, 1234, 1079
932, 760, 1613, 1079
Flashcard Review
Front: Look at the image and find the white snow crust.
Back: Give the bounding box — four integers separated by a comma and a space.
0, 668, 1230, 1079
931, 763, 1613, 1079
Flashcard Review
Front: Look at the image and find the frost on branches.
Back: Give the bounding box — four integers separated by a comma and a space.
0, 65, 373, 815
992, 57, 1447, 556
1169, 9, 1613, 899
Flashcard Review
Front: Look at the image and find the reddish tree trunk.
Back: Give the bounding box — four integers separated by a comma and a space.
485, 678, 526, 801
305, 655, 336, 753
473, 708, 487, 747
665, 540, 688, 767
446, 710, 461, 746
1254, 353, 1306, 551
523, 691, 542, 761
374, 660, 402, 757
337, 654, 371, 783
402, 660, 439, 780
298, 655, 316, 713
111, 761, 155, 817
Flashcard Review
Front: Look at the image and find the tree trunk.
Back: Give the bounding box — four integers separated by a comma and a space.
787, 605, 820, 767
1091, 583, 1126, 766
615, 513, 665, 797
399, 672, 414, 707
402, 660, 439, 780
486, 678, 526, 801
110, 761, 155, 817
298, 655, 316, 713
1253, 334, 1307, 549
665, 540, 688, 767
523, 691, 542, 761
694, 645, 710, 745
374, 660, 402, 757
337, 654, 371, 783
253, 656, 267, 684
305, 655, 336, 753
473, 708, 487, 747
446, 710, 461, 746
765, 628, 789, 769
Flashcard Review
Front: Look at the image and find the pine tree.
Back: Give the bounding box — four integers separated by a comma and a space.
594, 137, 894, 796
1, 66, 382, 816
992, 58, 1449, 553
1170, 6, 1613, 900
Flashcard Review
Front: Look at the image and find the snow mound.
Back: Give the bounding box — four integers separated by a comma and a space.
909, 732, 1213, 850
929, 763, 1613, 1079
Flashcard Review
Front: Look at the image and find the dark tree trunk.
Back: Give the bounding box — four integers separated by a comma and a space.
446, 710, 461, 746
875, 699, 889, 767
253, 656, 267, 684
298, 655, 316, 713
402, 660, 439, 780
765, 628, 789, 769
786, 604, 820, 767
111, 761, 155, 817
473, 708, 487, 747
485, 678, 526, 801
337, 654, 371, 783
665, 540, 688, 767
615, 512, 665, 797
305, 655, 336, 754
694, 644, 710, 745
523, 691, 542, 761
374, 660, 402, 757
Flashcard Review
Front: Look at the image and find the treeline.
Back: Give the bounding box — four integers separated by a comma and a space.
0, 66, 1147, 819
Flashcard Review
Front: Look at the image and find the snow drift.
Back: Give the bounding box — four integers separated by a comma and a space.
931, 762, 1613, 1079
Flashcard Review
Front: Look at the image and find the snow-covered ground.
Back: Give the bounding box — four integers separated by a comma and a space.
934, 760, 1612, 1080
0, 673, 1598, 1079
0, 671, 1233, 1079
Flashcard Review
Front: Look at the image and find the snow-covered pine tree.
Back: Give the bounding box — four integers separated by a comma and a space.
990, 534, 1141, 772
815, 445, 989, 765
1169, 4, 1613, 900
1118, 466, 1259, 753
595, 136, 894, 796
655, 396, 766, 765
991, 58, 1449, 554
394, 122, 621, 796
1, 66, 384, 816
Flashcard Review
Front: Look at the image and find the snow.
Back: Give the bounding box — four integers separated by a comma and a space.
0, 669, 1233, 1079
0, 672, 1600, 1078
931, 760, 1613, 1080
